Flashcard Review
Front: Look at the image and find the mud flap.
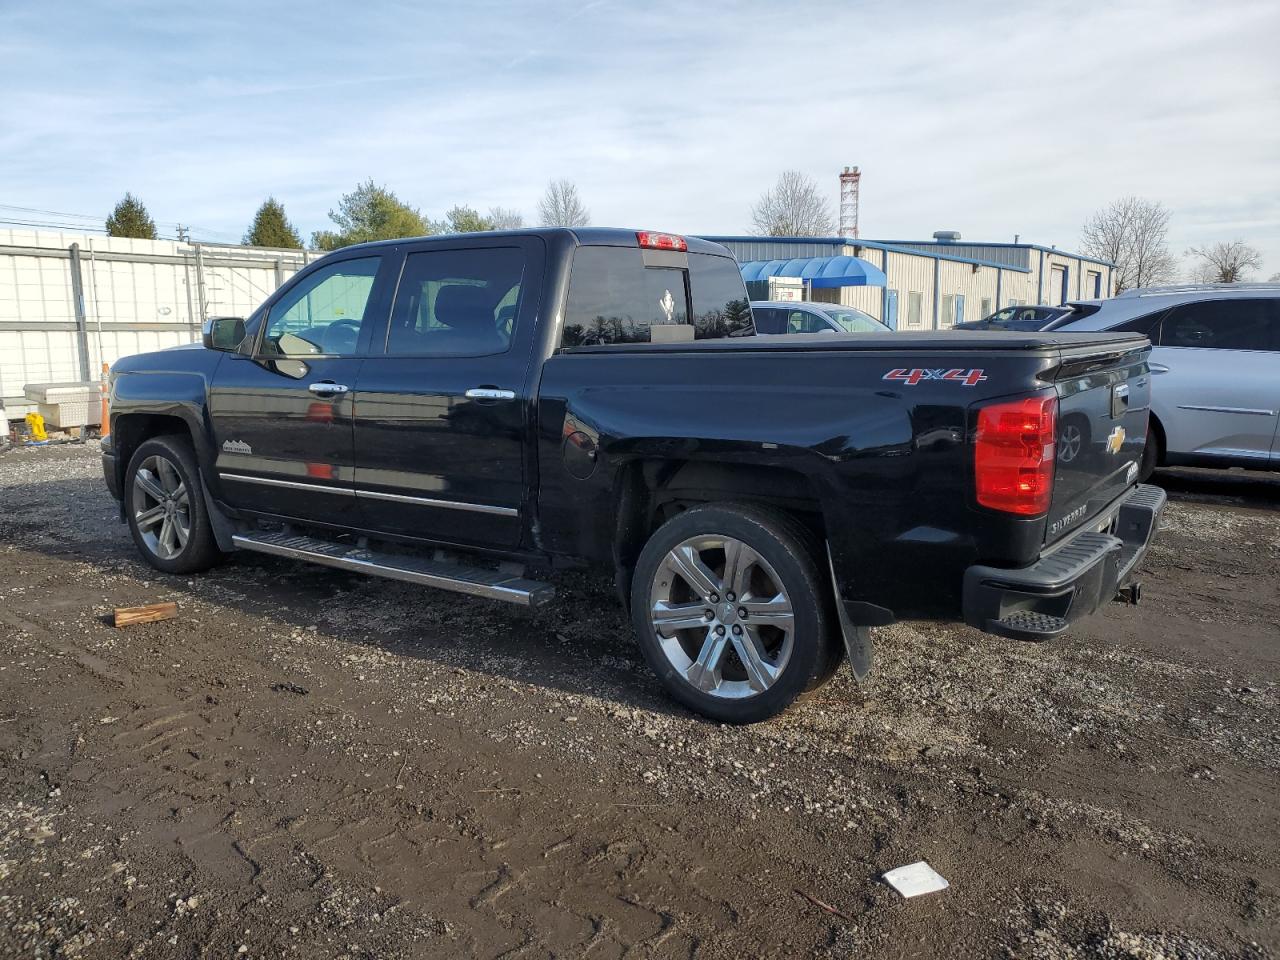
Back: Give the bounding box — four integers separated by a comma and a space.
201, 476, 238, 553
826, 544, 873, 680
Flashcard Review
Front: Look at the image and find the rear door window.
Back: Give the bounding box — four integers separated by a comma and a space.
562, 247, 753, 347
383, 247, 526, 356
786, 309, 829, 334
1158, 299, 1276, 351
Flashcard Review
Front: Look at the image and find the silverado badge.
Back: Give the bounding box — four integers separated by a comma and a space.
1106, 425, 1126, 455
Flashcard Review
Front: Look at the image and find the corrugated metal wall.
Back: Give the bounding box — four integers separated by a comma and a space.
936, 261, 1000, 326
888, 242, 1032, 270
0, 230, 310, 414
1006, 250, 1114, 306
886, 252, 934, 329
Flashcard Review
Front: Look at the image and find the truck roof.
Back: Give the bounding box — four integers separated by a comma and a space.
320, 228, 733, 257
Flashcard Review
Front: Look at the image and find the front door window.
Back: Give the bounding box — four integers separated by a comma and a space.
261, 257, 382, 356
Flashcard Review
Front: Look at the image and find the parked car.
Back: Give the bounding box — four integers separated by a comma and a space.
1049, 283, 1280, 477
101, 228, 1163, 723
954, 304, 1070, 331
751, 300, 890, 335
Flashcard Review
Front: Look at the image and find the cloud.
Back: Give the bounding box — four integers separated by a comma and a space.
1, 0, 1277, 275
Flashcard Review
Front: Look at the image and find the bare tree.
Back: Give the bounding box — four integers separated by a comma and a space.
1080, 197, 1178, 293
1269, 272, 1280, 283
487, 206, 525, 230
751, 171, 834, 237
537, 180, 590, 227
1185, 240, 1263, 284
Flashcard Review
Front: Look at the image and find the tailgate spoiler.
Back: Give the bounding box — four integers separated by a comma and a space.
1037, 337, 1151, 384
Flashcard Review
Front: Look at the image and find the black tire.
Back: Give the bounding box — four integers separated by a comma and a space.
630, 502, 839, 723
1139, 416, 1163, 483
125, 434, 222, 575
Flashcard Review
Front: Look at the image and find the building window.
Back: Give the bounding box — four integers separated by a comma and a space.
907, 291, 923, 327
980, 297, 992, 318
940, 294, 955, 327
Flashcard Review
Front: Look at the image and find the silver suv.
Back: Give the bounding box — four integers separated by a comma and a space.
1050, 284, 1279, 477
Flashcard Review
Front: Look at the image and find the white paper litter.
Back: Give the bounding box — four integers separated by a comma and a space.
882, 861, 949, 898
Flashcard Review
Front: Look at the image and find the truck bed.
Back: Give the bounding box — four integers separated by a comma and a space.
562, 330, 1148, 354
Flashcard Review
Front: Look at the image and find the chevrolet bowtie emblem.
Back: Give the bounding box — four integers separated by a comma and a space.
1106, 425, 1126, 455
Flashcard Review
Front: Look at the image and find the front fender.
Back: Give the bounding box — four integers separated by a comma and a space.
111, 349, 223, 480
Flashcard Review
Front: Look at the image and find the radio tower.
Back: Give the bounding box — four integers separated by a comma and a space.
839, 166, 861, 239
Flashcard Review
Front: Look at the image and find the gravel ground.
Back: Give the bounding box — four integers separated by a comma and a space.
0, 442, 1276, 959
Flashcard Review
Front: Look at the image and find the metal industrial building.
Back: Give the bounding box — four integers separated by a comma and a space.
705, 234, 1114, 330
0, 229, 311, 417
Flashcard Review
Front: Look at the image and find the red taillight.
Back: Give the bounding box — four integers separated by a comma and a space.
636, 231, 687, 252
974, 394, 1057, 515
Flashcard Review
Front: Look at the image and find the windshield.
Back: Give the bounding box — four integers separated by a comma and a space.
825, 308, 890, 334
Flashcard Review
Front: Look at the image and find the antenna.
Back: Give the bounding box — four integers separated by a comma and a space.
839, 166, 861, 240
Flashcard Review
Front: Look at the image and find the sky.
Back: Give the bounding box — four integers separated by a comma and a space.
1, 0, 1277, 277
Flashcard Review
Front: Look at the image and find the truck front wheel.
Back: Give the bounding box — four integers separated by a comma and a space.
125, 435, 223, 575
630, 503, 837, 723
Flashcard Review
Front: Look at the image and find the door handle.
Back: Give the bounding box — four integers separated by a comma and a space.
1149, 363, 1170, 374
465, 387, 516, 401
308, 382, 349, 396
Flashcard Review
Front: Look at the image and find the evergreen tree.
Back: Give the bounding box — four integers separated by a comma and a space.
243, 197, 303, 248
105, 192, 157, 239
311, 179, 429, 250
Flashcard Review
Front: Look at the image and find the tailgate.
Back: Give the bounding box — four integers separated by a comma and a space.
1046, 339, 1151, 546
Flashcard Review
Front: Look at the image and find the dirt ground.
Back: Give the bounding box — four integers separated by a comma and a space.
0, 442, 1276, 959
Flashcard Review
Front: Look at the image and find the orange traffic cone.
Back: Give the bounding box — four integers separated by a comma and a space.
100, 361, 110, 440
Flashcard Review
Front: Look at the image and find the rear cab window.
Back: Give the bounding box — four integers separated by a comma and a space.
561, 245, 753, 347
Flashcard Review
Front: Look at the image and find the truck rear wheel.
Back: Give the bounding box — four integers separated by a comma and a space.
630, 503, 837, 723
125, 435, 222, 575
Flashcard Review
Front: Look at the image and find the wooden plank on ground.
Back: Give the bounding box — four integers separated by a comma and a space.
113, 602, 178, 628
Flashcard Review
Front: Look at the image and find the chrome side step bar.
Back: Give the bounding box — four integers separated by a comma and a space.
231, 530, 554, 609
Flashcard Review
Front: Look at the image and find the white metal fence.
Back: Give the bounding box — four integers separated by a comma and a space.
0, 229, 313, 415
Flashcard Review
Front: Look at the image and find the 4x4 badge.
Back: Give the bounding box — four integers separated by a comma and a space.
882, 368, 988, 387
1106, 426, 1126, 454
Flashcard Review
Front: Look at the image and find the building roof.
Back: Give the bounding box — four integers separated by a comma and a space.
739, 254, 887, 288
701, 236, 1032, 273
875, 239, 1116, 269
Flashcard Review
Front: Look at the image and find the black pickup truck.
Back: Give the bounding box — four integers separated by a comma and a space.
101, 228, 1164, 722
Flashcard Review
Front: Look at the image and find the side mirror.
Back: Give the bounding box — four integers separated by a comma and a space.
203, 316, 246, 352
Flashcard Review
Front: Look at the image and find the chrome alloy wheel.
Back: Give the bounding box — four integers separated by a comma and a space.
649, 535, 795, 699
131, 454, 190, 560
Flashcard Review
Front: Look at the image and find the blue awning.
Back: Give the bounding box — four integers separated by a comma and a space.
739, 255, 887, 288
